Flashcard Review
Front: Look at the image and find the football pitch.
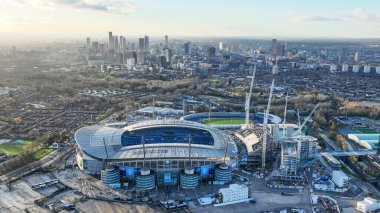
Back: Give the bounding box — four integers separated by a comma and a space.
202, 118, 253, 125
0, 140, 33, 156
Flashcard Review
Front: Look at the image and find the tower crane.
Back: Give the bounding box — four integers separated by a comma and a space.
261, 79, 275, 170
282, 93, 288, 139
293, 103, 320, 158
244, 65, 256, 127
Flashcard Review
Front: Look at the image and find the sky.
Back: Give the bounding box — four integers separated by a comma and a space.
1, 0, 380, 42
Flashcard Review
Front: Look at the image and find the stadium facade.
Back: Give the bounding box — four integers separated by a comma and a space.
75, 120, 237, 176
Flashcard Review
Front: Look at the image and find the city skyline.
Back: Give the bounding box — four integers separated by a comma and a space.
1, 0, 380, 43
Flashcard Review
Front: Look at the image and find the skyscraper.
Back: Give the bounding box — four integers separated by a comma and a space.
219, 42, 224, 50
339, 47, 347, 64
164, 35, 168, 47
272, 39, 277, 51
86, 37, 91, 49
207, 47, 216, 62
273, 43, 285, 56
355, 50, 360, 63
163, 48, 172, 63
120, 36, 124, 50
91, 42, 99, 50
184, 42, 192, 54
114, 36, 119, 50
144, 35, 150, 50
122, 37, 126, 50
109, 31, 114, 49
159, 56, 167, 68
138, 38, 145, 50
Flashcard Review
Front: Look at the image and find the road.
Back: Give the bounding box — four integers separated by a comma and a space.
320, 134, 340, 151
0, 146, 73, 183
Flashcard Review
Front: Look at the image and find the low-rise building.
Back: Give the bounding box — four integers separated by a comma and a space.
357, 197, 380, 213
218, 184, 249, 204
332, 170, 348, 188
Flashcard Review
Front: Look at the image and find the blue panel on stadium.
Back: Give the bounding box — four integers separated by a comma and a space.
164, 173, 172, 183
200, 166, 211, 176
124, 167, 137, 178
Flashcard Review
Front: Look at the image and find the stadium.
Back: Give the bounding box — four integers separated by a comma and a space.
75, 120, 237, 183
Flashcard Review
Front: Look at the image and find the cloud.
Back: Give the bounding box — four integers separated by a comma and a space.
351, 8, 380, 23
287, 9, 380, 25
2, 15, 59, 24
7, 0, 138, 15
287, 10, 341, 23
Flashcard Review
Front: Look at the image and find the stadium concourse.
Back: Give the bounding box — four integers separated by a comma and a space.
74, 120, 237, 181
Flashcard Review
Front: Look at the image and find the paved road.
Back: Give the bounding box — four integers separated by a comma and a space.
320, 134, 340, 151
0, 146, 73, 183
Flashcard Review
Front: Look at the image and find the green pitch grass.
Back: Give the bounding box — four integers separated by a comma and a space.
354, 127, 379, 134
202, 118, 253, 125
32, 148, 54, 160
0, 140, 33, 156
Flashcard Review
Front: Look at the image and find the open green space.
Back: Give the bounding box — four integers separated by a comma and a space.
206, 79, 220, 84
32, 148, 54, 160
354, 127, 379, 134
202, 118, 253, 125
0, 140, 33, 156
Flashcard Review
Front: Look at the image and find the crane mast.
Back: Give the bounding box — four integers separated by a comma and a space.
244, 65, 256, 127
261, 79, 275, 170
282, 94, 288, 139
294, 103, 320, 158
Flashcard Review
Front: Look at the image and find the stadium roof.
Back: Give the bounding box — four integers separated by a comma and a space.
75, 120, 236, 160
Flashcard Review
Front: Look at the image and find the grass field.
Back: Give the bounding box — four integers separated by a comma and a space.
32, 148, 53, 160
202, 118, 253, 125
0, 140, 33, 156
354, 127, 379, 134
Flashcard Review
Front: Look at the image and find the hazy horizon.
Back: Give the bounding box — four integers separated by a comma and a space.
1, 0, 380, 44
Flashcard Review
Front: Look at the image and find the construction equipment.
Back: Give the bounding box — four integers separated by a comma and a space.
261, 79, 275, 170
293, 103, 320, 157
282, 93, 288, 139
244, 65, 256, 127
